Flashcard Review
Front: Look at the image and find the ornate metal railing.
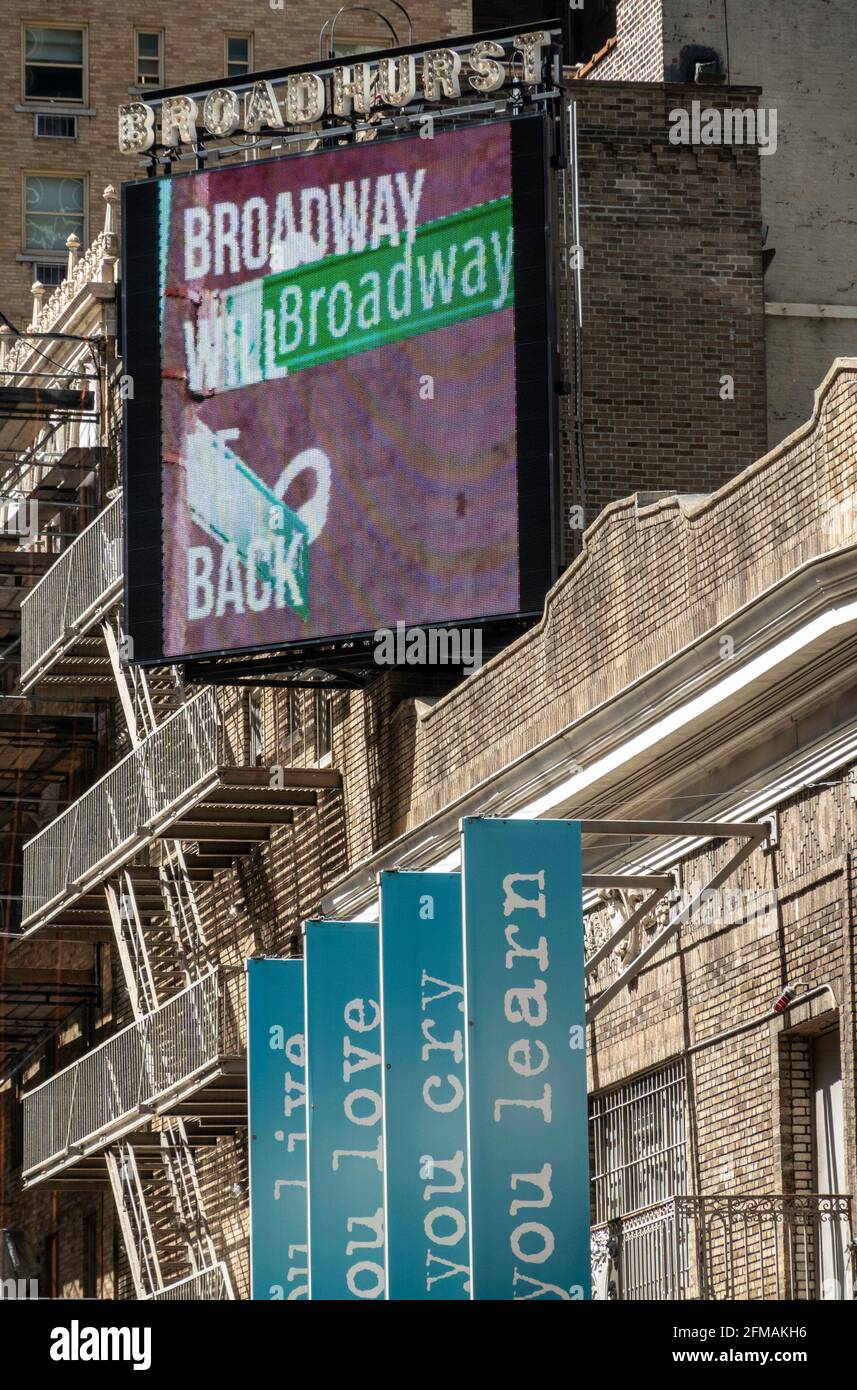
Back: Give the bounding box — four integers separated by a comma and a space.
592, 1194, 854, 1300
21, 687, 226, 930
20, 496, 123, 688
22, 969, 244, 1179
145, 1263, 234, 1301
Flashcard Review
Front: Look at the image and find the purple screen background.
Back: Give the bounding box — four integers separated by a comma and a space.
160, 121, 520, 658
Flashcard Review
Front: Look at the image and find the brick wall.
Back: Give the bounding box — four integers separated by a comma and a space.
779, 1035, 814, 1194
0, 0, 472, 329
567, 81, 768, 530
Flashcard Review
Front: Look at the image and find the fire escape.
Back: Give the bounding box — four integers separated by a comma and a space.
4, 192, 341, 1298
0, 220, 106, 1129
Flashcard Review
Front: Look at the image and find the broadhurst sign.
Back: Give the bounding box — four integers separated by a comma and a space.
246, 818, 589, 1301
117, 28, 559, 155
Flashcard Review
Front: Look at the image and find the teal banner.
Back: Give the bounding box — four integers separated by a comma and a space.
461, 818, 590, 1301
379, 872, 470, 1300
247, 957, 308, 1299
304, 920, 386, 1300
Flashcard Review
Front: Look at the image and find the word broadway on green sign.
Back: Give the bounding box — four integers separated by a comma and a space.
182, 198, 514, 394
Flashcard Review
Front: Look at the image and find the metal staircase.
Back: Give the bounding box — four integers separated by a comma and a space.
106, 1141, 165, 1299
101, 617, 233, 1299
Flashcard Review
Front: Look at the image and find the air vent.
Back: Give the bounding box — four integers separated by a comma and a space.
34, 112, 78, 139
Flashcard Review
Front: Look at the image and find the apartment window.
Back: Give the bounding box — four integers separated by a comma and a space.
226, 33, 253, 78
315, 690, 332, 763
135, 30, 163, 87
24, 174, 85, 254
589, 1061, 687, 1223
24, 25, 85, 103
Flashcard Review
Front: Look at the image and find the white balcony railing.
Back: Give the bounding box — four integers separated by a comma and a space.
22, 970, 243, 1181
591, 1194, 854, 1301
21, 687, 226, 931
19, 496, 123, 689
145, 1263, 234, 1301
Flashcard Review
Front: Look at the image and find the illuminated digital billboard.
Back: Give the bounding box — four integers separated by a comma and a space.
122, 115, 555, 664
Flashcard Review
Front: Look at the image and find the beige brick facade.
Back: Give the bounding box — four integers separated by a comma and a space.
0, 0, 472, 329
1, 8, 854, 1302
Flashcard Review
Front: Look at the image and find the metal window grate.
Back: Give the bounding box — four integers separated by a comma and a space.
34, 113, 77, 139
32, 262, 66, 288
589, 1060, 687, 1224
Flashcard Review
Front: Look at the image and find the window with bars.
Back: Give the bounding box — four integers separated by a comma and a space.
34, 112, 77, 139
135, 30, 163, 87
33, 262, 66, 288
226, 33, 253, 78
589, 1060, 687, 1224
24, 25, 85, 103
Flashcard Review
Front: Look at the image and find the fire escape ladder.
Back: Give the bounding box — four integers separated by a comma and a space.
105, 1141, 164, 1300
102, 617, 144, 748
132, 664, 159, 739
104, 872, 160, 1020
158, 843, 213, 983
159, 1117, 219, 1276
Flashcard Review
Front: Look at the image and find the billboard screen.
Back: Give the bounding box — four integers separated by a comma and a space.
123, 115, 554, 663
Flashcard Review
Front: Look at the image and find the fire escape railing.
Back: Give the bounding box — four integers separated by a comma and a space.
21, 687, 227, 931
144, 1262, 234, 1301
19, 495, 123, 689
22, 968, 243, 1180
591, 1194, 854, 1301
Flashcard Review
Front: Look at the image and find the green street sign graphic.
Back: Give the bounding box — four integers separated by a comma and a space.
261, 196, 514, 375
